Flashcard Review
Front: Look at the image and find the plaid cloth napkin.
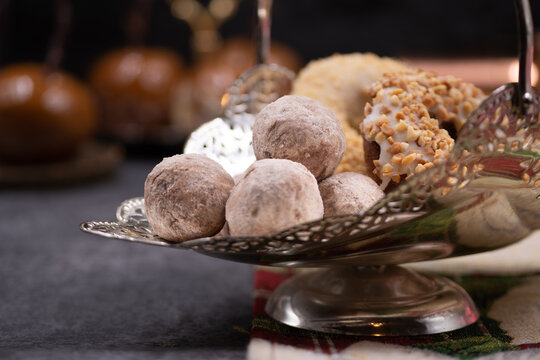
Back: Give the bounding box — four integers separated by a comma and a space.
247, 231, 540, 360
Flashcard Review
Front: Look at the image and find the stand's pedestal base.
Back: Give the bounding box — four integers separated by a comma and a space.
265, 266, 479, 336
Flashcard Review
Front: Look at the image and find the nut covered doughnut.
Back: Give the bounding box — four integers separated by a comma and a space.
360, 70, 484, 190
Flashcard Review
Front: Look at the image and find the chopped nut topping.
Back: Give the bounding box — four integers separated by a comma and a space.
398, 78, 408, 90
379, 105, 391, 114
364, 102, 373, 116
422, 94, 435, 107
402, 153, 417, 167
396, 120, 408, 132
433, 84, 447, 95
364, 123, 373, 134
443, 97, 455, 108
462, 101, 473, 115
381, 123, 395, 136
449, 87, 463, 101
415, 164, 426, 173
375, 116, 389, 128
360, 69, 484, 188
391, 153, 404, 164
382, 163, 394, 177
399, 142, 409, 152
388, 143, 402, 154
425, 146, 435, 156
406, 127, 420, 142
437, 106, 449, 121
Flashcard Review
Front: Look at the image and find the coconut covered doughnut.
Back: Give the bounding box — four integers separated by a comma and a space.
360, 70, 485, 190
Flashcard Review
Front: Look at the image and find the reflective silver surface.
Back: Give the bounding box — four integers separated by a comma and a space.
265, 266, 479, 336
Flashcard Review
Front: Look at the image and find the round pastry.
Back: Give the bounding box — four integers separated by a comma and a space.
226, 159, 323, 236
144, 154, 234, 242
292, 53, 410, 176
319, 172, 384, 217
89, 47, 185, 142
252, 95, 346, 181
360, 70, 485, 190
0, 63, 97, 163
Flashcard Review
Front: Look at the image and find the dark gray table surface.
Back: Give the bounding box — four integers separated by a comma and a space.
0, 159, 253, 360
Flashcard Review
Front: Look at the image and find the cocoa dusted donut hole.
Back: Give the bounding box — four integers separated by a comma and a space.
226, 159, 323, 236
319, 172, 384, 217
144, 154, 234, 242
252, 95, 346, 181
0, 63, 97, 163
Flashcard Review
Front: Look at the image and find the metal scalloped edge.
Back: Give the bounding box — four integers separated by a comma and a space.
79, 220, 186, 249
116, 197, 145, 224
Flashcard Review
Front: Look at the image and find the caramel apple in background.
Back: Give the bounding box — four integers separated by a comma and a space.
0, 0, 98, 164
0, 63, 97, 163
0, 62, 124, 186
170, 37, 302, 135
89, 47, 185, 145
0, 0, 123, 185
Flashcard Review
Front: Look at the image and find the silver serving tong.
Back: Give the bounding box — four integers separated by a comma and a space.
183, 0, 294, 176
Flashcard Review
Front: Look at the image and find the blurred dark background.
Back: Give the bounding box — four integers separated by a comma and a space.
1, 0, 540, 78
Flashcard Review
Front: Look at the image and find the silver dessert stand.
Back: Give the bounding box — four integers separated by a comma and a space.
81, 0, 540, 336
